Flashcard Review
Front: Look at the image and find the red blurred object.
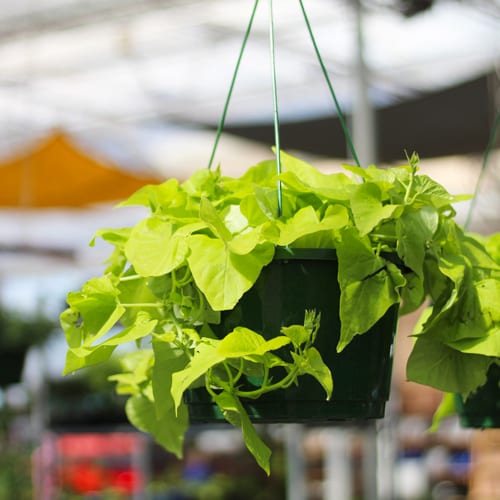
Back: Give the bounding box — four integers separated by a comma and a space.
62, 462, 108, 494
61, 462, 142, 495
57, 432, 141, 458
33, 431, 148, 499
54, 432, 145, 495
110, 468, 143, 494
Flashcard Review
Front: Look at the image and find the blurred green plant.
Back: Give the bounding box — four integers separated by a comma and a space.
49, 358, 127, 426
148, 445, 286, 500
0, 446, 34, 500
0, 305, 55, 388
0, 306, 55, 350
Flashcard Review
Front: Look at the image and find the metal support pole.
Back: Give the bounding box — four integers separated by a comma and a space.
362, 423, 379, 500
323, 428, 353, 500
285, 424, 307, 500
352, 0, 377, 167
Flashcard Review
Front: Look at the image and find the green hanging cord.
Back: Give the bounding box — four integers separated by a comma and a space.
298, 0, 361, 168
207, 0, 260, 171
464, 110, 500, 230
269, 0, 283, 216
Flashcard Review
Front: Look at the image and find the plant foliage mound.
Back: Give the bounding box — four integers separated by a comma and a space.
61, 151, 500, 472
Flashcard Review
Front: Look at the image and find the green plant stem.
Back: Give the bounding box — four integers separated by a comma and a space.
207, 0, 260, 170
119, 274, 142, 282
404, 174, 415, 204
223, 361, 236, 387
370, 233, 398, 241
191, 287, 207, 322
269, 0, 283, 216
233, 358, 245, 385
174, 267, 192, 288
234, 365, 299, 399
120, 302, 164, 308
205, 373, 219, 399
298, 0, 360, 168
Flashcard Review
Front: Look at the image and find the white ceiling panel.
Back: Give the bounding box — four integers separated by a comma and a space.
0, 0, 497, 166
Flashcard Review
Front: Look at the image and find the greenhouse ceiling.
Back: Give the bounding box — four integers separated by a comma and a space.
0, 0, 498, 168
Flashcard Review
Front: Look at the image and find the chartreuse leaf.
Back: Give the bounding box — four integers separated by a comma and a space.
396, 206, 438, 278
412, 174, 470, 209
447, 328, 500, 356
476, 279, 500, 327
60, 307, 83, 349
350, 182, 400, 235
188, 234, 274, 310
201, 199, 272, 255
440, 278, 500, 356
151, 341, 190, 456
279, 150, 353, 201
66, 275, 124, 345
117, 275, 168, 325
338, 264, 403, 351
90, 227, 131, 275
336, 229, 386, 283
64, 345, 115, 374
343, 162, 411, 186
90, 227, 131, 248
213, 391, 271, 475
118, 178, 183, 213
126, 392, 188, 459
461, 233, 500, 276
276, 205, 348, 246
399, 273, 425, 315
119, 348, 154, 374
422, 265, 498, 345
216, 328, 265, 356
94, 313, 156, 347
183, 165, 224, 200
217, 327, 291, 358
199, 197, 232, 242
64, 314, 157, 374
110, 350, 153, 395
336, 229, 405, 350
484, 232, 500, 263
254, 337, 292, 356
322, 204, 350, 229
223, 204, 250, 234
292, 347, 333, 399
429, 393, 457, 431
125, 218, 189, 276
281, 324, 309, 347
241, 186, 279, 224
152, 342, 189, 414
406, 336, 492, 395
171, 342, 223, 413
227, 229, 262, 255
220, 159, 276, 200
237, 158, 277, 185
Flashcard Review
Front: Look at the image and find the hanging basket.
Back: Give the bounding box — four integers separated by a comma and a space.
186, 247, 398, 423
455, 363, 500, 429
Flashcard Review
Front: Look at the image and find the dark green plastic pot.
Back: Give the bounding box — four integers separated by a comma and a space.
186, 247, 398, 423
455, 362, 500, 429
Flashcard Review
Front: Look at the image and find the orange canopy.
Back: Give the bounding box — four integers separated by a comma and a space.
0, 132, 162, 208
